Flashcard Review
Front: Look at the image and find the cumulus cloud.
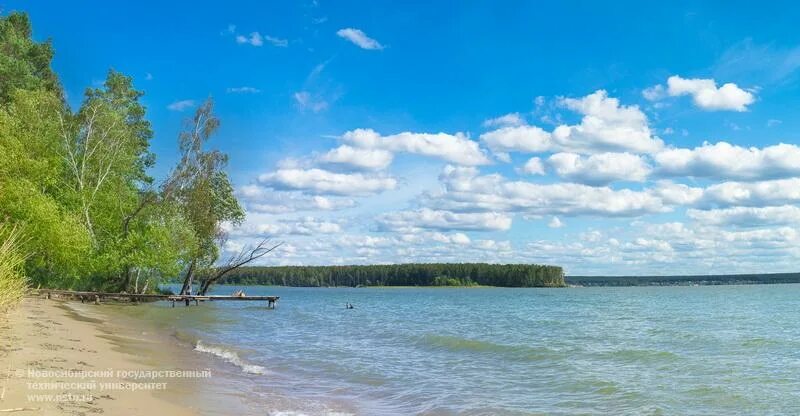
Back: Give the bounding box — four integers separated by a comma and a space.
258, 168, 397, 196
426, 165, 667, 217
649, 75, 755, 111
229, 216, 342, 237
482, 113, 525, 128
555, 90, 664, 153
688, 205, 800, 227
341, 128, 490, 166
378, 208, 512, 232
236, 32, 264, 46
167, 99, 195, 111
649, 181, 704, 206
655, 142, 800, 181
699, 178, 800, 208
479, 90, 663, 156
430, 232, 472, 245
237, 185, 356, 214
336, 28, 384, 50
547, 152, 651, 185
318, 145, 394, 170
520, 157, 545, 175
642, 84, 667, 101
548, 216, 564, 228
480, 125, 552, 154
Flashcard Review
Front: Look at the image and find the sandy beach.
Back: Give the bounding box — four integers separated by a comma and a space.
0, 297, 206, 415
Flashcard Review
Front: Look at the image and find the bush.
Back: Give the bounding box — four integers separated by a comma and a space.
0, 224, 28, 312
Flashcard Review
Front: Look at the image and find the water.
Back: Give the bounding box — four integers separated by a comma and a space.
127, 285, 800, 415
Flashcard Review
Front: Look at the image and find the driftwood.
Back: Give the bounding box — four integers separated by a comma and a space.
196, 238, 283, 295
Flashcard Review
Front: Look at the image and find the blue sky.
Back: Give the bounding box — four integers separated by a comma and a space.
12, 1, 800, 274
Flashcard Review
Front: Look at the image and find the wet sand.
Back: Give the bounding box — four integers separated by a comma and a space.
0, 297, 205, 415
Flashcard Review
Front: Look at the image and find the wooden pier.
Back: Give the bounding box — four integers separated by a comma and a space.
36, 289, 279, 309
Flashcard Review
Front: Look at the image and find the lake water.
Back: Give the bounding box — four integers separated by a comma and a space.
128, 285, 800, 415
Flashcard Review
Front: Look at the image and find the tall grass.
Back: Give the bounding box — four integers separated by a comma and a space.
0, 224, 28, 313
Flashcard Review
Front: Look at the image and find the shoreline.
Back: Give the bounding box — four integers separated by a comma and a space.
0, 297, 230, 415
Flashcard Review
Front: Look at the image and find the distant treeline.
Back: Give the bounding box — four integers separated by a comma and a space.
566, 273, 800, 287
215, 263, 565, 287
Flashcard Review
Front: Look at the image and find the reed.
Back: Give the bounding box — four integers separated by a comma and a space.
0, 224, 28, 312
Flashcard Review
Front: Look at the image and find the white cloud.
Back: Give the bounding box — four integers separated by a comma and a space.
378, 208, 512, 232
555, 90, 664, 153
265, 35, 288, 47
649, 181, 704, 206
428, 165, 667, 217
336, 28, 384, 50
547, 152, 651, 185
229, 216, 342, 237
318, 145, 394, 171
699, 178, 800, 208
237, 185, 356, 213
342, 128, 490, 166
167, 100, 195, 111
258, 168, 397, 196
431, 232, 472, 245
227, 86, 261, 94
655, 142, 800, 181
688, 205, 800, 227
548, 216, 564, 228
665, 75, 755, 111
294, 91, 328, 112
520, 157, 545, 175
642, 84, 667, 101
480, 125, 552, 154
479, 90, 663, 155
237, 32, 264, 46
482, 113, 525, 128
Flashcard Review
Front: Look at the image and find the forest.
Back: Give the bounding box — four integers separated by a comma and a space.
0, 12, 274, 309
566, 273, 800, 286
214, 263, 566, 288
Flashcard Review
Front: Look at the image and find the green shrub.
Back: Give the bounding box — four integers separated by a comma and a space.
0, 224, 28, 312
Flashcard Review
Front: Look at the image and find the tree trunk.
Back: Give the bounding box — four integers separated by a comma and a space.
180, 259, 196, 295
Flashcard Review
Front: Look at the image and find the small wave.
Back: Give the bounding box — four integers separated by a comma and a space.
194, 340, 267, 375
268, 413, 308, 416
418, 334, 558, 360
268, 412, 354, 416
599, 348, 679, 364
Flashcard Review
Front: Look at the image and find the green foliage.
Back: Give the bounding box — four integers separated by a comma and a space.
0, 13, 198, 293
216, 263, 566, 288
0, 223, 28, 312
168, 99, 244, 293
0, 89, 92, 287
0, 12, 60, 102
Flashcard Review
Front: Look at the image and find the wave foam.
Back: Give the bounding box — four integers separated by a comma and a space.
194, 340, 267, 375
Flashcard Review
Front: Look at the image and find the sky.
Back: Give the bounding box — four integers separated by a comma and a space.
11, 0, 800, 275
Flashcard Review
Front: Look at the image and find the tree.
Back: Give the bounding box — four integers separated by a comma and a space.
0, 12, 60, 103
58, 70, 154, 246
167, 99, 245, 295
0, 88, 91, 287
